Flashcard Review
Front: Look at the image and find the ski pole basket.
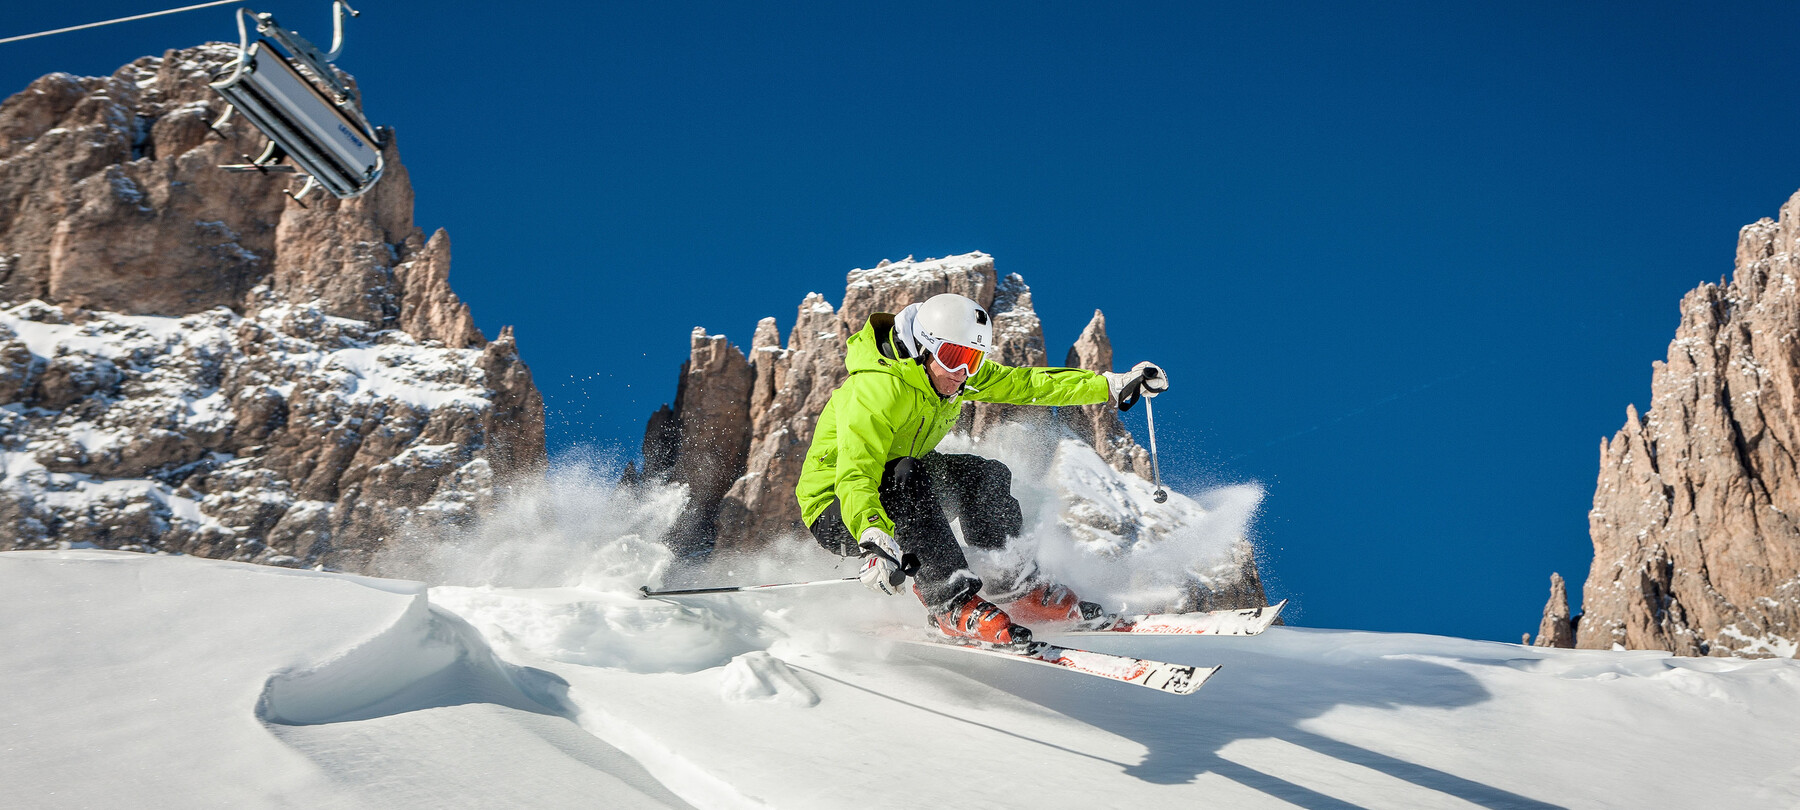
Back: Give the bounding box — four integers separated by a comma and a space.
209, 2, 384, 201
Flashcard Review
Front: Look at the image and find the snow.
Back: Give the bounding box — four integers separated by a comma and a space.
0, 372, 1792, 808
1720, 624, 1799, 659
5, 548, 1798, 809
942, 426, 1262, 613
0, 551, 690, 809
5, 448, 1798, 808
325, 347, 489, 410
847, 252, 993, 291
717, 651, 820, 707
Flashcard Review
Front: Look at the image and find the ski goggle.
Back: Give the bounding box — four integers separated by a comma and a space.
932, 342, 986, 375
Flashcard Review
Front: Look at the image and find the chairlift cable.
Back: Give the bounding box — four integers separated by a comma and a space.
0, 0, 237, 46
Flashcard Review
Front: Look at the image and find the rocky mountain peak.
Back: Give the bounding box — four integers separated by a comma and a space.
0, 47, 543, 571
1538, 189, 1800, 658
1, 46, 481, 348
839, 252, 996, 331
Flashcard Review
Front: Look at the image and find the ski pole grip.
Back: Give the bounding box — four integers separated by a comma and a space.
1118, 386, 1141, 412
864, 546, 921, 580
865, 543, 918, 575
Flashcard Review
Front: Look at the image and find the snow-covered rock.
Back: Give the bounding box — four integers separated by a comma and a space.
0, 297, 534, 569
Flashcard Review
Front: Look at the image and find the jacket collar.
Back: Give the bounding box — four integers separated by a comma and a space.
848, 315, 947, 399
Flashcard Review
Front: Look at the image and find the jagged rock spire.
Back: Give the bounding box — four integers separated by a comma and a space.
1572, 189, 1800, 658
1062, 309, 1152, 478
1533, 573, 1576, 648
648, 328, 754, 557
712, 295, 847, 551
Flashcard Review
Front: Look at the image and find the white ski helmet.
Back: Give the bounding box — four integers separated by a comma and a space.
903, 293, 992, 373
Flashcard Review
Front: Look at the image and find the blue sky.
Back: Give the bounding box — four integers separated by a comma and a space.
10, 2, 1800, 642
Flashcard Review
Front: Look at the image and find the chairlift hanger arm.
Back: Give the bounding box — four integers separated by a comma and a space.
324, 1, 359, 62
239, 6, 355, 103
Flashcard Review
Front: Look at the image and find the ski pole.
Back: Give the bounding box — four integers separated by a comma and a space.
639, 549, 920, 598
640, 577, 858, 597
1145, 393, 1167, 503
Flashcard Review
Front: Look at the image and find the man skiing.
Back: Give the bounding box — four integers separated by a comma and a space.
796, 293, 1167, 646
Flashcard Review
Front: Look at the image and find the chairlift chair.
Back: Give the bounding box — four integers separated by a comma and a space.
209, 2, 384, 202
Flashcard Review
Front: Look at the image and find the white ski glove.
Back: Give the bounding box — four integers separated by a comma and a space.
857, 527, 908, 596
1104, 361, 1168, 411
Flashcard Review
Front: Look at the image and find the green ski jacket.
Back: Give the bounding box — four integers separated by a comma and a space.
796, 313, 1111, 540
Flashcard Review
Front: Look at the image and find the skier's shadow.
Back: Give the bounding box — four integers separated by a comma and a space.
958, 631, 1568, 810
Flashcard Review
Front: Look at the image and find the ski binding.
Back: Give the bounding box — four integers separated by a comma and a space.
1060, 599, 1287, 637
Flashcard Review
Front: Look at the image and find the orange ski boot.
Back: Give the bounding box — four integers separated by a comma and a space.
931, 593, 1032, 646
994, 582, 1111, 629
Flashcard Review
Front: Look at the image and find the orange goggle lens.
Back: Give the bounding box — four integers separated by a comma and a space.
933, 343, 986, 375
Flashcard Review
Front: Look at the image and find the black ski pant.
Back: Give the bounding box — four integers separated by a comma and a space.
807, 453, 1024, 613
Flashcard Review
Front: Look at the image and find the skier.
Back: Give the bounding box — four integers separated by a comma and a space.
796, 293, 1167, 646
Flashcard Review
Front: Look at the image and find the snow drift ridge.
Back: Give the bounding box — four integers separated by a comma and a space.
257, 588, 571, 726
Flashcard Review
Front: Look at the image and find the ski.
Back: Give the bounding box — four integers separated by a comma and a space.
893, 634, 1219, 696
1059, 599, 1287, 637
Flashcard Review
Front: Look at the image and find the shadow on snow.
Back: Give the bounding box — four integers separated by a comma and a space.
902, 631, 1567, 810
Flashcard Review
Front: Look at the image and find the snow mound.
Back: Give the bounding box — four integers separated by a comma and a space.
0, 550, 693, 809
718, 651, 820, 706
258, 598, 567, 726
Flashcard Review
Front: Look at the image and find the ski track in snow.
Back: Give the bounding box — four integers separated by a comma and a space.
4, 549, 1800, 810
